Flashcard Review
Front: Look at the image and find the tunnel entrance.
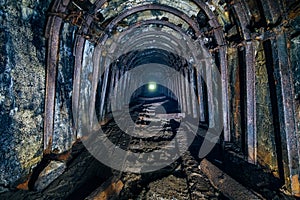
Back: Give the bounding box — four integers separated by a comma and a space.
40, 0, 299, 198
1, 0, 299, 199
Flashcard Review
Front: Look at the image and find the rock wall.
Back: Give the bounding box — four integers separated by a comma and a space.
0, 0, 51, 190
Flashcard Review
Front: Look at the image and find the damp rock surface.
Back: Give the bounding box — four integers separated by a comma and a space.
34, 161, 66, 191
0, 0, 51, 188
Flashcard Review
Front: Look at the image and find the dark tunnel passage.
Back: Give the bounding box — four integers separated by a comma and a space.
0, 0, 300, 199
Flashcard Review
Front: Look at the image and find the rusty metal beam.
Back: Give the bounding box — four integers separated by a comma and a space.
98, 4, 201, 44
219, 46, 230, 142
189, 66, 198, 118
257, 0, 282, 25
196, 61, 206, 122
88, 45, 101, 128
232, 1, 251, 40
245, 41, 257, 164
72, 0, 107, 134
44, 0, 70, 152
184, 68, 192, 115
72, 36, 85, 138
124, 19, 201, 38
230, 1, 257, 162
271, 33, 300, 197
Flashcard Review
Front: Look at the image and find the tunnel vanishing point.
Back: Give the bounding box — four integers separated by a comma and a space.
0, 0, 300, 199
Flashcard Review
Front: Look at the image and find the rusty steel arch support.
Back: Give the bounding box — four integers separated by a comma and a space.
271, 32, 300, 197
44, 0, 71, 152
88, 28, 205, 123
119, 19, 201, 38
71, 4, 205, 130
192, 0, 231, 143
230, 0, 257, 164
234, 0, 300, 195
97, 4, 202, 44
250, 0, 299, 195
62, 0, 231, 147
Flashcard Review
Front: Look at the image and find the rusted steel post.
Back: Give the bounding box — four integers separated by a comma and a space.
98, 4, 201, 44
72, 0, 108, 135
231, 0, 256, 162
194, 0, 229, 136
172, 80, 176, 100
176, 75, 182, 111
121, 67, 127, 107
257, 0, 281, 26
108, 65, 116, 109
184, 68, 192, 115
72, 36, 85, 138
44, 0, 70, 151
232, 2, 251, 40
189, 66, 198, 118
174, 74, 179, 103
197, 61, 206, 122
205, 59, 214, 128
99, 56, 111, 120
124, 69, 131, 103
219, 46, 231, 142
89, 45, 101, 128
272, 33, 300, 196
245, 42, 257, 164
115, 69, 121, 110
180, 69, 187, 113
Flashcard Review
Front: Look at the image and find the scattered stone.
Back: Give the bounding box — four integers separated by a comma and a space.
34, 161, 66, 191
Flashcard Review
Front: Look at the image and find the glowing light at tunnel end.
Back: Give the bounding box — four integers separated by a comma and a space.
148, 82, 157, 91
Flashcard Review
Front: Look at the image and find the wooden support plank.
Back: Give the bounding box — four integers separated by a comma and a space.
200, 159, 263, 199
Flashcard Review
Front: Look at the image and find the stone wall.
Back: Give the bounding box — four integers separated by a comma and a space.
0, 0, 51, 190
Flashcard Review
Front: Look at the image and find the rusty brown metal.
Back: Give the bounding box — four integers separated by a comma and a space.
229, 1, 257, 163
232, 1, 251, 40
89, 46, 102, 128
98, 4, 201, 44
245, 41, 257, 164
271, 33, 300, 196
219, 46, 230, 142
44, 0, 71, 152
72, 0, 107, 136
72, 36, 85, 137
123, 19, 201, 38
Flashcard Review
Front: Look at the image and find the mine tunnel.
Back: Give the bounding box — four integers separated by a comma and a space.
0, 0, 300, 199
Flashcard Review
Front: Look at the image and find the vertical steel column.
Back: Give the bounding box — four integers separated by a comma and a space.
220, 46, 231, 142
72, 36, 85, 139
189, 66, 198, 118
44, 0, 70, 151
206, 59, 214, 127
184, 68, 192, 115
273, 34, 300, 196
197, 61, 206, 122
180, 68, 187, 113
245, 42, 257, 164
99, 56, 110, 120
114, 69, 120, 110
176, 75, 181, 111
108, 66, 116, 110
